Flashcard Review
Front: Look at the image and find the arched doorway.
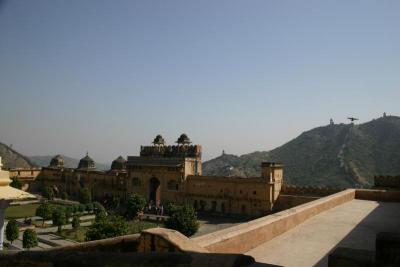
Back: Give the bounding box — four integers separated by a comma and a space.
148, 177, 161, 205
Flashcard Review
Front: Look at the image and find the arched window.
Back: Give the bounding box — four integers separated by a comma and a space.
167, 180, 179, 191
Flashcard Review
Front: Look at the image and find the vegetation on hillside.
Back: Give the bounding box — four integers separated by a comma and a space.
203, 116, 400, 188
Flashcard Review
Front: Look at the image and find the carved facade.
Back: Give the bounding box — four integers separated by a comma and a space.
14, 134, 284, 216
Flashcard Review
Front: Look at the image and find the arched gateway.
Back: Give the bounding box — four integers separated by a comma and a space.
148, 177, 160, 205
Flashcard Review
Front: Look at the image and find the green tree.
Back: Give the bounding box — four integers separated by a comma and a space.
165, 202, 180, 215
71, 215, 80, 229
35, 203, 53, 226
126, 193, 146, 218
42, 186, 54, 200
52, 208, 66, 233
165, 204, 199, 237
22, 229, 38, 250
93, 202, 106, 215
78, 204, 86, 213
85, 215, 128, 241
5, 219, 19, 244
79, 188, 92, 204
10, 178, 22, 189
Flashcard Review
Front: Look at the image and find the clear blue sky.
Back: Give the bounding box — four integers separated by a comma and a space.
0, 0, 399, 163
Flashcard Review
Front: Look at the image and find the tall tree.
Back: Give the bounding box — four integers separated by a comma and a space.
126, 193, 146, 219
165, 204, 199, 237
52, 208, 66, 233
35, 203, 53, 226
79, 188, 92, 204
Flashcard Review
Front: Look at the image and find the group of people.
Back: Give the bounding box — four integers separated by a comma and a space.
144, 201, 164, 216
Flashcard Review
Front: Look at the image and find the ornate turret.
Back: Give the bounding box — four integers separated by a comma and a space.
110, 156, 127, 171
152, 135, 166, 146
49, 155, 64, 168
77, 152, 96, 170
176, 133, 191, 145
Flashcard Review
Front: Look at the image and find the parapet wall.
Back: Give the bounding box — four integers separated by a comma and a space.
193, 189, 355, 253
140, 145, 202, 158
355, 189, 400, 202
281, 184, 343, 196
374, 175, 400, 188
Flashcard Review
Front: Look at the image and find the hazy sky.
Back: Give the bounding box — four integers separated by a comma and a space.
0, 0, 399, 163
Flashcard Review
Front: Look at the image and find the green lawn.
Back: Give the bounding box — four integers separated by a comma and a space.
5, 204, 40, 219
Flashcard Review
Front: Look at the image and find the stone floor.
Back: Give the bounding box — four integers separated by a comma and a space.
193, 215, 249, 237
246, 199, 400, 267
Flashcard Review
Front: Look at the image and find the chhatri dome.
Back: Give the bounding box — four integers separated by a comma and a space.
0, 157, 35, 249
77, 152, 96, 170
49, 154, 64, 168
176, 133, 191, 145
110, 156, 127, 171
152, 134, 166, 146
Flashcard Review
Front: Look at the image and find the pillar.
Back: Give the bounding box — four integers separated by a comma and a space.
0, 199, 10, 250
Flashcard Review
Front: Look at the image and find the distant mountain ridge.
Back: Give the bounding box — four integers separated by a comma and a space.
0, 142, 37, 169
203, 116, 400, 188
29, 155, 110, 171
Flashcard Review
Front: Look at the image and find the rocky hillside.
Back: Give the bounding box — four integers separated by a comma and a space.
203, 116, 400, 188
0, 142, 36, 169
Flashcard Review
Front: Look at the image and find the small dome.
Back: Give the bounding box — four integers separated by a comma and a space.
77, 153, 96, 170
49, 155, 64, 168
176, 133, 191, 145
111, 156, 127, 171
152, 134, 165, 146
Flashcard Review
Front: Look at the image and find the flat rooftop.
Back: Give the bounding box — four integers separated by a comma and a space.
246, 199, 400, 267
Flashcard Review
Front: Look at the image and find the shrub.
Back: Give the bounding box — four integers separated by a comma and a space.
6, 219, 19, 244
79, 188, 92, 204
78, 204, 86, 213
52, 208, 66, 233
126, 193, 146, 218
165, 202, 180, 216
72, 215, 80, 229
35, 203, 53, 226
165, 204, 199, 237
93, 202, 106, 215
22, 229, 38, 249
85, 215, 128, 241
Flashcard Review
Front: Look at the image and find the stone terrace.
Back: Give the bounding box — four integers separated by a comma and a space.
246, 199, 400, 267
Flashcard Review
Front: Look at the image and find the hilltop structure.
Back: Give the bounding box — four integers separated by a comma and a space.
10, 134, 283, 216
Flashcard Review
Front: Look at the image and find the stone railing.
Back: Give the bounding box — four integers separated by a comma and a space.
374, 175, 400, 188
281, 184, 344, 196
0, 229, 254, 267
